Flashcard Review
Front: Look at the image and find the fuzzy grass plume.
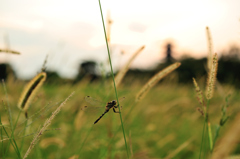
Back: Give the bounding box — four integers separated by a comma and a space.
206, 53, 218, 100
193, 78, 206, 115
193, 78, 205, 107
0, 48, 20, 54
206, 26, 213, 71
115, 45, 145, 87
136, 62, 181, 102
23, 92, 74, 159
18, 72, 47, 116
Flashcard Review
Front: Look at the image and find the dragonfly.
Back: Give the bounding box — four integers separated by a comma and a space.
83, 96, 125, 124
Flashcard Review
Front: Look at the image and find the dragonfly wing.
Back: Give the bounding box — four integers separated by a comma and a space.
81, 105, 104, 112
118, 97, 125, 102
84, 96, 105, 106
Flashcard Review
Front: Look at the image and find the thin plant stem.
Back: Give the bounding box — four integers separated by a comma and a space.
20, 121, 28, 153
0, 110, 5, 158
2, 101, 21, 158
2, 121, 21, 158
213, 125, 220, 149
199, 99, 210, 159
97, 0, 129, 158
6, 110, 22, 158
205, 100, 213, 153
208, 121, 213, 152
12, 111, 22, 157
2, 79, 13, 130
77, 125, 93, 155
199, 117, 206, 159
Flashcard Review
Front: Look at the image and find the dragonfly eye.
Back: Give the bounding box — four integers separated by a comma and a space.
112, 100, 117, 105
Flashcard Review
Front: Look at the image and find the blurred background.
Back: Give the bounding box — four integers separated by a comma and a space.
0, 0, 239, 85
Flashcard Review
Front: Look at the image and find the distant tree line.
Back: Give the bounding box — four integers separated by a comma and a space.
0, 45, 239, 88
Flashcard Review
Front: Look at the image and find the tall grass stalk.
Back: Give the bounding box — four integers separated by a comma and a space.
77, 125, 93, 155
23, 92, 74, 159
164, 138, 193, 159
98, 0, 129, 158
196, 53, 218, 158
1, 103, 22, 158
2, 80, 22, 158
115, 45, 145, 87
0, 111, 3, 158
2, 79, 13, 130
136, 62, 181, 102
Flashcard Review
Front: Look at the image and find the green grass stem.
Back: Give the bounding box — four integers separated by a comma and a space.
1, 91, 21, 158
199, 116, 206, 159
199, 99, 210, 158
4, 110, 22, 158
207, 122, 213, 152
2, 79, 13, 131
20, 121, 28, 153
98, 0, 129, 158
77, 125, 93, 155
0, 109, 4, 158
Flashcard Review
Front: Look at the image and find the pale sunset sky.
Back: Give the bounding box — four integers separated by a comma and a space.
0, 0, 239, 79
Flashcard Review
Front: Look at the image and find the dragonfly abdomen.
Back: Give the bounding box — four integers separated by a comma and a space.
94, 110, 109, 124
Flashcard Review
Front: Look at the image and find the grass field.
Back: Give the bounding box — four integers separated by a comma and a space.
0, 75, 240, 158
1, 1, 240, 158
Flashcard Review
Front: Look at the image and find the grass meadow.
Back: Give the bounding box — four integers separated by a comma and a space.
0, 73, 240, 158
1, 1, 240, 158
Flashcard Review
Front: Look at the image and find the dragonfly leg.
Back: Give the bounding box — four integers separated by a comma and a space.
113, 108, 120, 113
114, 105, 122, 109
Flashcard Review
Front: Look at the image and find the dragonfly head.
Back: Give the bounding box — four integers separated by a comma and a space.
112, 100, 117, 105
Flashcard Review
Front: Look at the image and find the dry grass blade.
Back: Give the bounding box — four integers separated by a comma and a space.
68, 155, 79, 159
164, 138, 193, 159
206, 53, 218, 100
211, 113, 240, 159
0, 49, 20, 54
129, 130, 133, 157
18, 72, 47, 116
23, 92, 74, 159
115, 46, 145, 87
157, 134, 175, 148
206, 26, 213, 71
136, 62, 181, 102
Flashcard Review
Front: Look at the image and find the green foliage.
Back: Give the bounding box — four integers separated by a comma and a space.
0, 80, 239, 158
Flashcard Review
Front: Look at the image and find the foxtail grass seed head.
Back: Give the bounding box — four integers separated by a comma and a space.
196, 107, 204, 116
18, 72, 47, 113
115, 45, 145, 87
23, 92, 74, 159
206, 27, 213, 71
0, 49, 20, 54
206, 53, 218, 100
192, 78, 205, 109
136, 62, 181, 102
206, 26, 213, 71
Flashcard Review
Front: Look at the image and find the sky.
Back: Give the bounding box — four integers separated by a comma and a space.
0, 0, 239, 79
